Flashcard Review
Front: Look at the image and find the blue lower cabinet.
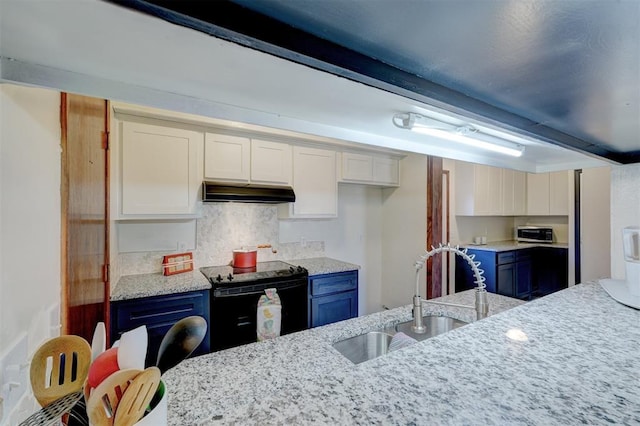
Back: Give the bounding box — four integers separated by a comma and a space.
533, 247, 568, 297
110, 290, 211, 367
455, 247, 561, 300
455, 249, 497, 293
309, 271, 358, 328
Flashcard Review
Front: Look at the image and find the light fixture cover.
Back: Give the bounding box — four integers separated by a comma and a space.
393, 112, 525, 157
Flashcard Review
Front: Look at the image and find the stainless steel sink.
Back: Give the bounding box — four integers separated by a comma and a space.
332, 315, 469, 364
332, 331, 393, 364
394, 315, 468, 341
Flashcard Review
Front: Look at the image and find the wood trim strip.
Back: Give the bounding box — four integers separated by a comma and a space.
104, 99, 111, 344
426, 156, 443, 299
60, 92, 70, 334
443, 169, 451, 295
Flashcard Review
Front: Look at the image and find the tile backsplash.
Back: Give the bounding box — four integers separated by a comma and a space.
118, 203, 325, 275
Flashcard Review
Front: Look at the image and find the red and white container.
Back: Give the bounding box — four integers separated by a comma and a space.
232, 247, 257, 268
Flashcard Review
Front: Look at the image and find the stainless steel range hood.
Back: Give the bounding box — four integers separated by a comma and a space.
202, 181, 295, 203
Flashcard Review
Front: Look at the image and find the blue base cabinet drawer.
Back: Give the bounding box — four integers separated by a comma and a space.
111, 290, 211, 367
309, 271, 358, 328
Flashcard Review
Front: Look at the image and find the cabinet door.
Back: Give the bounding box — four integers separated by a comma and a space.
373, 156, 399, 186
487, 166, 504, 215
310, 290, 358, 327
549, 171, 570, 215
342, 152, 373, 182
502, 169, 526, 216
455, 249, 497, 293
251, 139, 292, 185
472, 165, 491, 215
515, 258, 533, 300
457, 163, 503, 216
280, 146, 337, 218
534, 247, 568, 296
121, 121, 201, 215
204, 133, 250, 182
526, 172, 550, 215
497, 263, 515, 297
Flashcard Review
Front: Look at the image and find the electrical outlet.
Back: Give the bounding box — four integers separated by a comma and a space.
0, 334, 28, 424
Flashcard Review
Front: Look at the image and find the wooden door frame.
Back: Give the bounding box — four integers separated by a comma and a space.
60, 93, 111, 340
426, 156, 443, 299
442, 169, 451, 294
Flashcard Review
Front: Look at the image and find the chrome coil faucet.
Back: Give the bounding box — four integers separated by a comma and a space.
412, 243, 489, 334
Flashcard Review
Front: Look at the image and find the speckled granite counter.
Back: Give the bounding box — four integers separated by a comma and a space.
111, 271, 211, 301
164, 282, 640, 424
287, 257, 360, 276
461, 240, 569, 252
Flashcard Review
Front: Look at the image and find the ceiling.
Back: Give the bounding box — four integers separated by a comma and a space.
124, 0, 640, 164
1, 0, 635, 171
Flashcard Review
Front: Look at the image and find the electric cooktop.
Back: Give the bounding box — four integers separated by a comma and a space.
200, 261, 307, 286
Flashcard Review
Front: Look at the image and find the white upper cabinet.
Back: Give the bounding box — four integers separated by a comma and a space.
549, 171, 570, 215
526, 172, 550, 215
373, 156, 400, 186
455, 162, 503, 216
204, 133, 250, 182
502, 169, 527, 216
204, 133, 292, 185
527, 171, 570, 215
455, 161, 526, 216
250, 139, 292, 185
120, 121, 202, 217
279, 146, 337, 219
342, 152, 373, 182
340, 152, 400, 186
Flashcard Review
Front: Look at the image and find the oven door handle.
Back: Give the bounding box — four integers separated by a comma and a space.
214, 279, 307, 297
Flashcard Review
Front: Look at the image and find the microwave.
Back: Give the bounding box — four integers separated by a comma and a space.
517, 226, 553, 243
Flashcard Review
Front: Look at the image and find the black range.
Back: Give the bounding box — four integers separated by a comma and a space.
200, 261, 309, 351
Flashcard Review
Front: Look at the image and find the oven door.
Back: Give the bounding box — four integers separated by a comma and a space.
210, 278, 308, 351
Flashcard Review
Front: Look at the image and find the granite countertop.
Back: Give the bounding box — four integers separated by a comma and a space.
287, 257, 360, 276
164, 282, 640, 424
460, 240, 569, 252
112, 257, 357, 301
111, 271, 211, 301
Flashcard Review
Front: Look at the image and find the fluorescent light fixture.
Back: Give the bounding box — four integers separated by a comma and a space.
392, 112, 525, 157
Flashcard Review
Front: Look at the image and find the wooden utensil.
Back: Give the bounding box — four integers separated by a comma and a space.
30, 335, 92, 407
86, 368, 140, 426
114, 367, 161, 426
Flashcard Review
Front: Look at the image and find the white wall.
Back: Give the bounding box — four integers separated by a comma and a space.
117, 184, 384, 315
0, 84, 61, 349
610, 163, 640, 280
581, 166, 611, 281
280, 184, 383, 315
0, 84, 61, 423
381, 153, 428, 309
454, 216, 517, 244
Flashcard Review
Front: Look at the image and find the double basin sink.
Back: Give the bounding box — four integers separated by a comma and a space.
332, 315, 468, 364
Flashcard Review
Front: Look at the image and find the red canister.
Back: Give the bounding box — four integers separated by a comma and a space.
232, 248, 257, 268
